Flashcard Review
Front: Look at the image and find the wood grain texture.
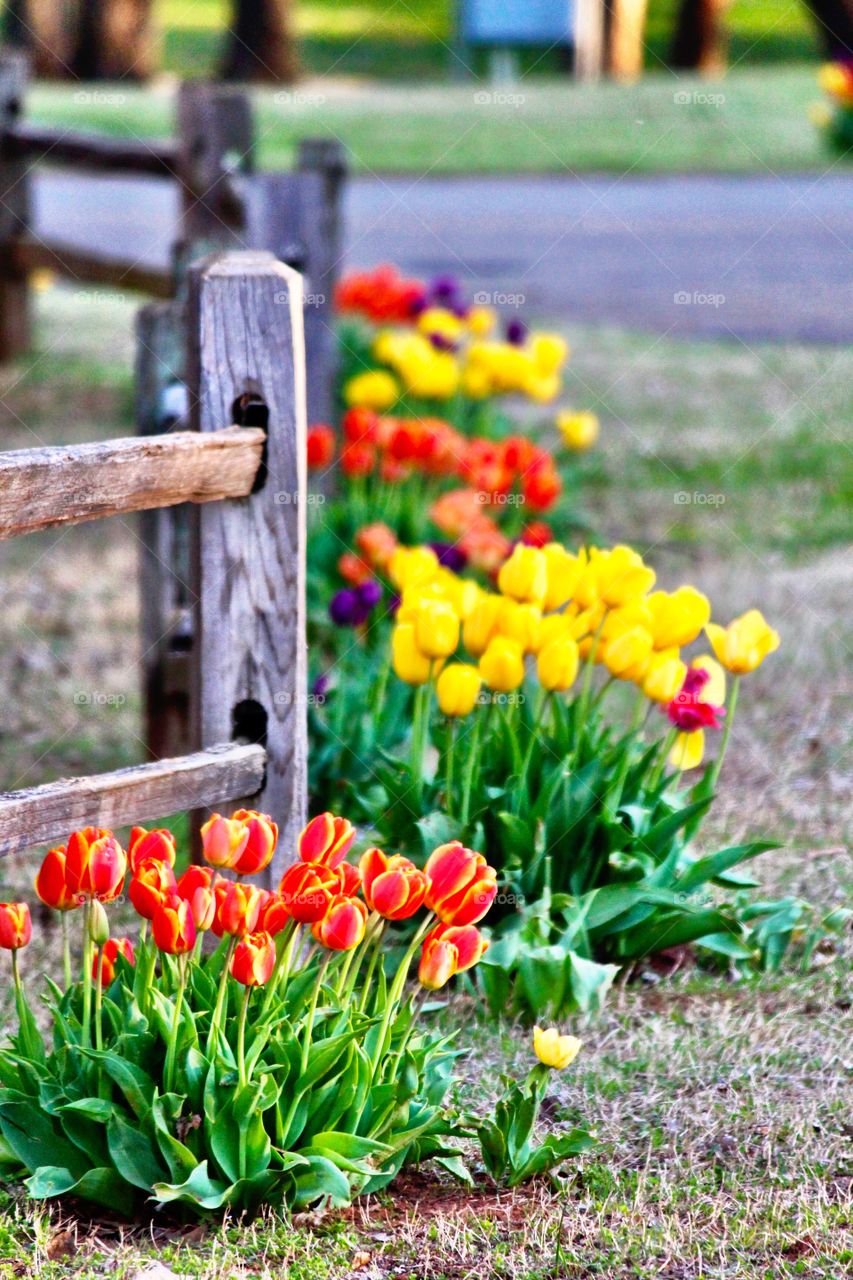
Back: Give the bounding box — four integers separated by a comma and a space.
188, 251, 307, 884
297, 139, 347, 425
0, 743, 266, 857
10, 238, 171, 297
0, 53, 31, 360
0, 427, 265, 539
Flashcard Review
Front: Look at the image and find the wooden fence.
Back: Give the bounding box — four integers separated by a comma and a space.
0, 250, 308, 886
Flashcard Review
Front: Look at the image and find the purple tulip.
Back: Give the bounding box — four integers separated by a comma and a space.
428, 331, 458, 352
311, 673, 330, 705
506, 318, 527, 346
329, 589, 366, 627
429, 273, 462, 304
356, 579, 383, 609
429, 541, 468, 573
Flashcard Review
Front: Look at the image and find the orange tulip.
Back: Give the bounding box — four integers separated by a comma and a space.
423, 922, 489, 973
0, 902, 31, 950
424, 842, 498, 926
229, 809, 279, 877
92, 936, 134, 984
64, 827, 126, 903
336, 861, 362, 898
34, 846, 79, 912
127, 826, 176, 875
359, 847, 427, 920
256, 890, 290, 936
297, 812, 356, 870
200, 813, 250, 870
418, 935, 458, 990
176, 865, 216, 931
230, 930, 277, 986
212, 881, 263, 938
312, 895, 368, 951
152, 896, 196, 955
129, 856, 178, 921
279, 861, 339, 923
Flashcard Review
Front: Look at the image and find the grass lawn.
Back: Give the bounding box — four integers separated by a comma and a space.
27, 65, 833, 174
154, 0, 820, 79
0, 287, 849, 1276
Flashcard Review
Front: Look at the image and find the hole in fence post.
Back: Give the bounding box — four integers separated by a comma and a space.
231, 392, 269, 493
232, 699, 268, 748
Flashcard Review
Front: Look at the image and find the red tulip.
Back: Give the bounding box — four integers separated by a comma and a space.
212, 880, 263, 938
228, 809, 278, 877
127, 826, 176, 875
312, 895, 368, 951
297, 812, 355, 870
307, 423, 335, 469
176, 865, 217, 931
129, 856, 178, 921
418, 936, 457, 990
93, 936, 134, 984
256, 890, 290, 936
230, 930, 276, 986
423, 922, 489, 973
0, 902, 31, 950
64, 827, 126, 903
336, 861, 362, 898
34, 846, 79, 912
359, 848, 427, 920
152, 896, 196, 955
424, 842, 497, 926
200, 814, 250, 870
279, 861, 339, 923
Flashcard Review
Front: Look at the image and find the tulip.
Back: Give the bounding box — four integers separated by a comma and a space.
152, 896, 197, 956
213, 881, 263, 938
537, 636, 579, 692
542, 543, 580, 611
691, 653, 726, 705
127, 826, 176, 874
64, 828, 126, 903
92, 936, 134, 985
498, 600, 542, 653
392, 623, 433, 686
557, 410, 599, 452
279, 861, 339, 923
229, 809, 279, 877
479, 636, 525, 693
424, 922, 489, 972
670, 729, 705, 771
436, 663, 482, 717
298, 812, 356, 869
230, 930, 276, 987
533, 1025, 583, 1070
34, 846, 78, 912
523, 461, 561, 512
356, 521, 398, 571
462, 593, 503, 657
0, 902, 31, 950
343, 369, 399, 411
497, 544, 547, 606
312, 895, 368, 951
306, 423, 335, 469
200, 813, 250, 870
129, 856, 178, 921
360, 848, 428, 920
600, 625, 653, 678
418, 935, 458, 990
413, 599, 460, 660
592, 545, 656, 608
648, 586, 711, 650
256, 891, 290, 936
705, 609, 780, 675
642, 652, 688, 704
387, 545, 439, 592
176, 865, 217, 932
424, 842, 498, 926
336, 861, 362, 897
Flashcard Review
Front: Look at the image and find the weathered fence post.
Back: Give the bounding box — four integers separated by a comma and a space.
175, 81, 254, 270
297, 138, 347, 425
0, 51, 30, 360
186, 251, 307, 883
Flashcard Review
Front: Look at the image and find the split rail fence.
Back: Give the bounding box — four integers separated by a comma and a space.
0, 250, 308, 886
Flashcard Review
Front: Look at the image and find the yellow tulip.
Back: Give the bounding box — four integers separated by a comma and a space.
691, 653, 726, 705
436, 663, 482, 717
342, 369, 399, 411
642, 652, 687, 704
592, 545, 656, 608
498, 599, 542, 653
534, 612, 572, 654
530, 332, 570, 374
524, 372, 561, 403
392, 624, 432, 686
460, 364, 492, 398
479, 636, 525, 693
466, 305, 496, 336
413, 600, 460, 660
462, 593, 504, 658
557, 410, 599, 452
497, 544, 548, 606
648, 586, 711, 649
417, 307, 465, 343
705, 610, 780, 675
533, 1025, 582, 1070
601, 625, 653, 677
387, 545, 439, 592
537, 636, 580, 692
670, 729, 705, 771
542, 543, 580, 611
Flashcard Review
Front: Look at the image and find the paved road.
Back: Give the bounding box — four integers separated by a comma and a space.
33, 171, 853, 343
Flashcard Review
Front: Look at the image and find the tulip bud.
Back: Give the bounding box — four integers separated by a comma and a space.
230, 930, 277, 986
212, 881, 263, 938
34, 846, 79, 912
336, 862, 362, 897
462, 593, 503, 657
359, 848, 427, 920
312, 895, 368, 951
279, 861, 339, 923
229, 809, 279, 877
93, 936, 134, 985
200, 813, 250, 870
129, 856, 178, 921
557, 410, 599, 452
497, 544, 548, 606
533, 1025, 582, 1070
297, 812, 356, 869
424, 922, 489, 973
536, 636, 579, 692
392, 623, 433, 686
413, 600, 460, 661
256, 891, 290, 936
64, 828, 127, 902
705, 609, 780, 675
436, 663, 482, 717
127, 826, 176, 874
89, 898, 110, 946
418, 936, 458, 990
152, 897, 197, 956
176, 865, 217, 930
648, 586, 711, 650
600, 625, 653, 678
642, 653, 687, 704
479, 636, 525, 693
424, 842, 498, 926
0, 902, 32, 950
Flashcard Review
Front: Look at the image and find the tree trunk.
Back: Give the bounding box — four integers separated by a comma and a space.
14, 0, 157, 79
670, 0, 731, 73
605, 0, 649, 80
220, 0, 298, 83
801, 0, 853, 59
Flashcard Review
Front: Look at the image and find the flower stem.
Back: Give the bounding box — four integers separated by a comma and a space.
164, 956, 187, 1094
81, 899, 93, 1049
61, 913, 71, 990
206, 936, 236, 1058
370, 917, 433, 1079
237, 986, 251, 1088
460, 707, 483, 829
708, 675, 739, 795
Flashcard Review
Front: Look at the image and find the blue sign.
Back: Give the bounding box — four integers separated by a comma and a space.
461, 0, 574, 45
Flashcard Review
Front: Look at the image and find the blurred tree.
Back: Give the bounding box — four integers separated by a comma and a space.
220, 0, 298, 82
802, 0, 853, 58
4, 0, 158, 78
669, 0, 730, 72
605, 0, 649, 79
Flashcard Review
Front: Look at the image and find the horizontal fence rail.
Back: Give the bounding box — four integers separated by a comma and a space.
0, 427, 265, 538
4, 122, 178, 176
0, 743, 266, 857
10, 238, 172, 298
